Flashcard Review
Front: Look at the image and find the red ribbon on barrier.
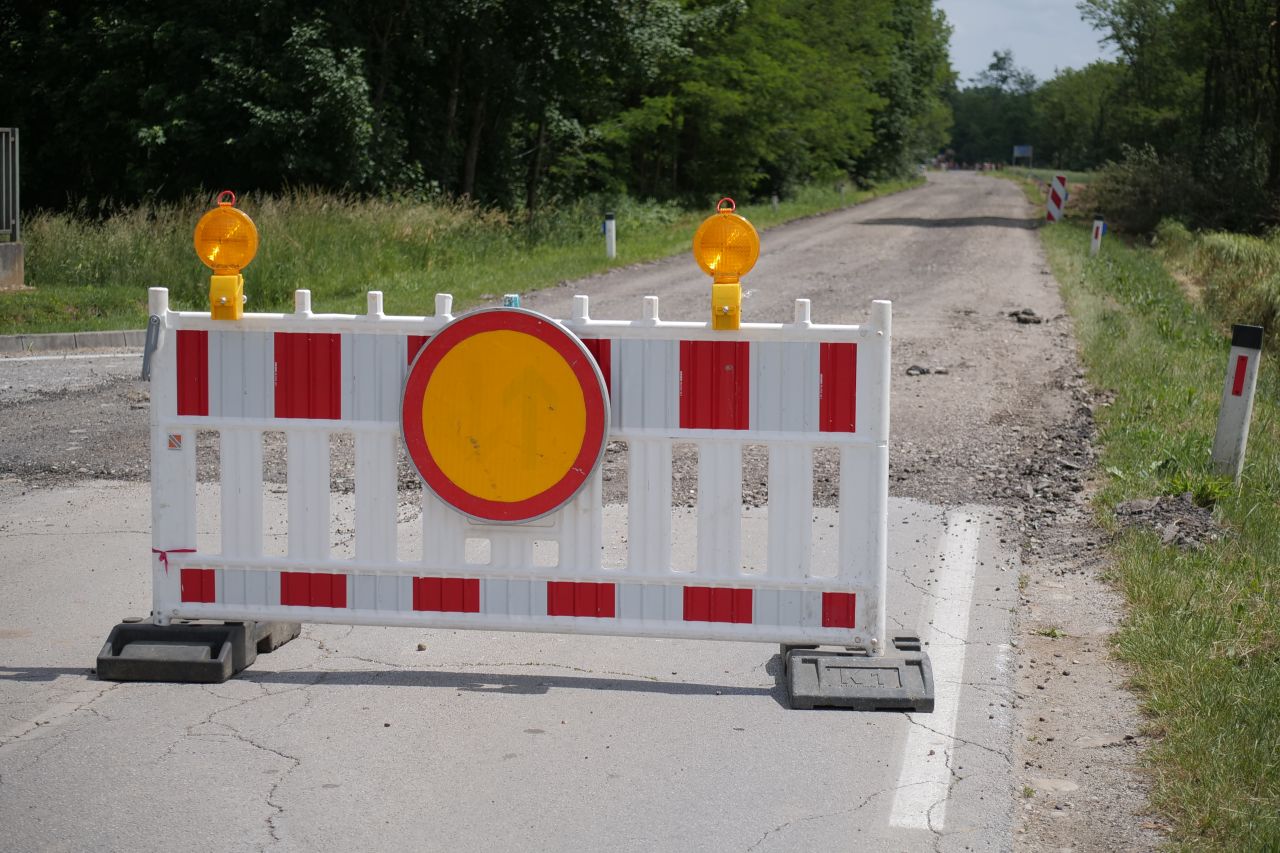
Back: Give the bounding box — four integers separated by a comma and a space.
152, 547, 196, 574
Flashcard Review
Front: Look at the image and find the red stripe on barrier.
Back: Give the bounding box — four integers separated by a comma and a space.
412, 577, 480, 613
180, 568, 216, 603
1232, 354, 1248, 396
1049, 189, 1063, 209
819, 342, 857, 432
679, 340, 750, 429
176, 330, 209, 416
683, 586, 752, 623
580, 338, 612, 394
280, 572, 348, 608
821, 592, 857, 628
547, 582, 616, 618
274, 333, 342, 419
407, 335, 430, 365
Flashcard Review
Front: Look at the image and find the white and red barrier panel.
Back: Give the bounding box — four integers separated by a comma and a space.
144, 287, 892, 651
1046, 174, 1067, 222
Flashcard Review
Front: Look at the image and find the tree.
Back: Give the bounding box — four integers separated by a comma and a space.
948, 51, 1037, 164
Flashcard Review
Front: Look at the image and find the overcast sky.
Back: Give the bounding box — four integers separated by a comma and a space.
936, 0, 1117, 86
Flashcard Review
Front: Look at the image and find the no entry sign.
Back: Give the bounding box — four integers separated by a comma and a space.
402, 308, 609, 523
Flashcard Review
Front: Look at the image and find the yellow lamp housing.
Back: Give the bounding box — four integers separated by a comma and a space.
194, 190, 258, 320
209, 274, 245, 321
693, 198, 759, 330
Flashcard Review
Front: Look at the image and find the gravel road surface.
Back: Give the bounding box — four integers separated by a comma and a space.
0, 172, 1158, 852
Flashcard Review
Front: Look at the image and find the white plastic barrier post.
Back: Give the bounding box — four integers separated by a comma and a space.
604, 212, 616, 259
1046, 174, 1067, 222
1090, 219, 1105, 257
1212, 324, 1264, 482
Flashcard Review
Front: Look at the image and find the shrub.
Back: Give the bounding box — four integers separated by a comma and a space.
1090, 144, 1200, 234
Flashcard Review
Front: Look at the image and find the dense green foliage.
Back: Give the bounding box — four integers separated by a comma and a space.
950, 0, 1280, 231
0, 1, 952, 213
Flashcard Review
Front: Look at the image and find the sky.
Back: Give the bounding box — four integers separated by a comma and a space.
936, 0, 1118, 86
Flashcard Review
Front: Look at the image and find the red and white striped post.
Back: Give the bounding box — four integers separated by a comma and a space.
1212, 324, 1264, 481
1090, 218, 1106, 257
1045, 175, 1067, 223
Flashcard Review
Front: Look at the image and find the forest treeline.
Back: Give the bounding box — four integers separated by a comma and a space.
0, 0, 952, 214
949, 0, 1280, 232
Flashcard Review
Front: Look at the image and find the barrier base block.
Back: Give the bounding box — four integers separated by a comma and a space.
96, 620, 301, 684
784, 636, 934, 712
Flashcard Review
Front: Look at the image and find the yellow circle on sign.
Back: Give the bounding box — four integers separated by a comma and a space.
194, 205, 259, 273
422, 329, 588, 503
692, 210, 759, 282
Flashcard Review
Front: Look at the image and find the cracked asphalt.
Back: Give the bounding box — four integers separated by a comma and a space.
1, 482, 1015, 852
0, 173, 1084, 851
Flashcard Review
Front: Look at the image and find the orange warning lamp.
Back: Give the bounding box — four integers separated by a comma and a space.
194, 190, 258, 321
693, 198, 759, 330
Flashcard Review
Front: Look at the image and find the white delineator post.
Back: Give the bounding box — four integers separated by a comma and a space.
1045, 174, 1067, 222
604, 212, 616, 259
1212, 324, 1264, 481
1090, 218, 1105, 257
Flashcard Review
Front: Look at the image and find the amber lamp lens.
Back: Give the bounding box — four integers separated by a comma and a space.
194, 206, 259, 273
693, 212, 759, 280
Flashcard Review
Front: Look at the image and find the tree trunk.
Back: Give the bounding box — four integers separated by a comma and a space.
526, 112, 548, 215
462, 94, 486, 199
444, 47, 464, 150
1267, 2, 1280, 201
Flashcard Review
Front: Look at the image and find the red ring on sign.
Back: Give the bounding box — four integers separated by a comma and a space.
402, 309, 609, 523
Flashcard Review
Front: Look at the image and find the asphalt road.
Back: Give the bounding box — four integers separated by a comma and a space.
0, 172, 1065, 852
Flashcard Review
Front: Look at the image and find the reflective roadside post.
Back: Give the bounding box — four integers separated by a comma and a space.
604, 212, 616, 259
1212, 324, 1264, 482
1090, 219, 1106, 257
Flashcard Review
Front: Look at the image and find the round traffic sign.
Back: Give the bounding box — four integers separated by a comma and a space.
402, 308, 609, 523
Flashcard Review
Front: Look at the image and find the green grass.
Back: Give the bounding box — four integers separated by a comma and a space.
1, 179, 922, 334
1155, 219, 1280, 334
1041, 220, 1280, 850
1006, 166, 1102, 187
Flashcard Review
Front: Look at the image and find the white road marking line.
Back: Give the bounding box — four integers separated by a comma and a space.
888, 509, 981, 831
1, 352, 140, 362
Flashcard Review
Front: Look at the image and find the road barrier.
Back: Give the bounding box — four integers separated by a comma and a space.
1045, 174, 1067, 222
99, 285, 932, 710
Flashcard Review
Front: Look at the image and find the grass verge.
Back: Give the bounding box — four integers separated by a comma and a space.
1041, 220, 1280, 850
1, 179, 921, 334
1006, 166, 1101, 187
